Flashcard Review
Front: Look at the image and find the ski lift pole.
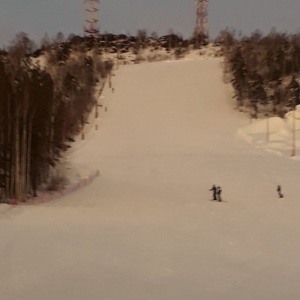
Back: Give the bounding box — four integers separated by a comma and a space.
291, 88, 298, 156
291, 108, 296, 156
266, 113, 270, 142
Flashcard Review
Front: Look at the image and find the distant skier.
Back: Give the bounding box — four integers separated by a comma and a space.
209, 185, 217, 200
216, 186, 222, 202
277, 185, 284, 198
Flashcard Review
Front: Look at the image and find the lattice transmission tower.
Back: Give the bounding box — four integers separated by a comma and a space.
84, 0, 100, 37
194, 0, 209, 42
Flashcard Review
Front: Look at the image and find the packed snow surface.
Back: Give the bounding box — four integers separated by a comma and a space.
1, 56, 300, 300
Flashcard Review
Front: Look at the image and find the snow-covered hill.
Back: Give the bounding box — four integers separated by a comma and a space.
1, 55, 300, 300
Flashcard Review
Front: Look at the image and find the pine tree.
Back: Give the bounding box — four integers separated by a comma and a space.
230, 46, 248, 107
248, 72, 267, 118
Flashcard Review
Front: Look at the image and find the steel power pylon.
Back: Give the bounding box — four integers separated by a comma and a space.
84, 0, 100, 37
194, 0, 209, 43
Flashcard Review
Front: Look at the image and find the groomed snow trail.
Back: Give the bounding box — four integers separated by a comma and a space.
2, 58, 300, 300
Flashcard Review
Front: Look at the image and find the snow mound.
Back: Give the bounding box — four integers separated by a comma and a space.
241, 117, 288, 134
285, 105, 300, 130
24, 163, 100, 205
238, 106, 300, 157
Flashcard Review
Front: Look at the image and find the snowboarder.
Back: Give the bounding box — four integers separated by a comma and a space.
209, 185, 217, 200
216, 186, 222, 202
277, 185, 284, 198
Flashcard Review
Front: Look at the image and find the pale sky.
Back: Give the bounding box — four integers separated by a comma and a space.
1, 0, 300, 46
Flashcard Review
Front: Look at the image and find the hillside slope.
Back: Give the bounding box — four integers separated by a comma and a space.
1, 56, 300, 300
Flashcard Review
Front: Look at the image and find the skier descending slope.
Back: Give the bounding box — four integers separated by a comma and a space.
277, 185, 284, 198
216, 186, 222, 202
209, 185, 217, 200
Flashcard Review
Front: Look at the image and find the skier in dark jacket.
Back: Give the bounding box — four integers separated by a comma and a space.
277, 185, 284, 198
209, 185, 217, 200
216, 186, 222, 202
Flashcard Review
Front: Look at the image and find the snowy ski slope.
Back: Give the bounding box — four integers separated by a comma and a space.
1, 56, 300, 300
